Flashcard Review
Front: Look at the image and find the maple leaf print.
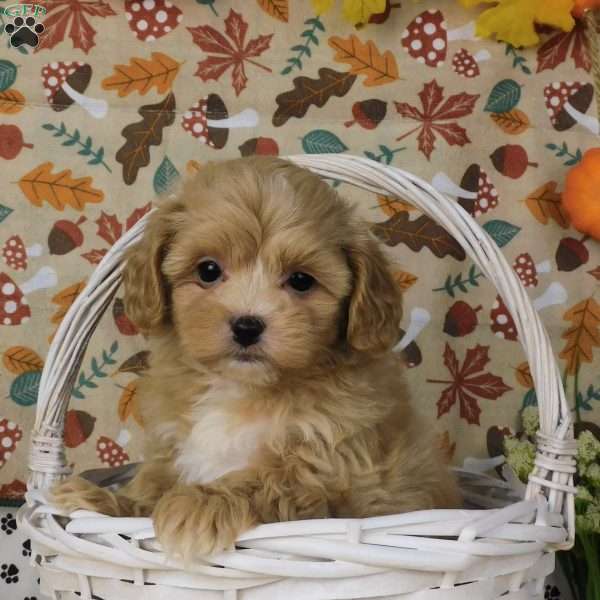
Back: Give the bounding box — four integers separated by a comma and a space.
394, 80, 479, 160
35, 1, 116, 54
537, 22, 591, 73
188, 9, 273, 96
428, 344, 512, 425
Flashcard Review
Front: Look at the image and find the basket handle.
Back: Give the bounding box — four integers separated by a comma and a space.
28, 155, 575, 546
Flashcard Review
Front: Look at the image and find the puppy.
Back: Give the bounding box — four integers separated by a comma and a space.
52, 157, 460, 561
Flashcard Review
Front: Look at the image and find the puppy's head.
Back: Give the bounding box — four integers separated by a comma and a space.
123, 157, 402, 385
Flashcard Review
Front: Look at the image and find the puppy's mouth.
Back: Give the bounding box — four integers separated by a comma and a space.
231, 349, 267, 364
234, 353, 263, 363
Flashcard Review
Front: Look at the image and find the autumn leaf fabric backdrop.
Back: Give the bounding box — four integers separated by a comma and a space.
0, 0, 599, 514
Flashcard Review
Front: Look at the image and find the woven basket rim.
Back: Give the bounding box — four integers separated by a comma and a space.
19, 155, 577, 596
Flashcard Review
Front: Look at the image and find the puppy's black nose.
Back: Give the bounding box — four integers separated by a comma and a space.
232, 316, 265, 347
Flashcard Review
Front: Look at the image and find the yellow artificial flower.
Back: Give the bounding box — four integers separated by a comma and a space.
459, 0, 496, 6
311, 0, 336, 15
343, 0, 386, 24
311, 0, 386, 24
459, 0, 575, 47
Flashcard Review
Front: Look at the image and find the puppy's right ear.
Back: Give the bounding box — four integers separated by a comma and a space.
122, 198, 183, 335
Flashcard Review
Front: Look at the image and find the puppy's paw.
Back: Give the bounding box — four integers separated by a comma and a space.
153, 485, 254, 560
50, 476, 123, 516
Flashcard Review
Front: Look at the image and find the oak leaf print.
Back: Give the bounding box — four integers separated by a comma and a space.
429, 344, 512, 425
273, 68, 356, 126
101, 53, 183, 97
560, 298, 600, 375
35, 0, 117, 54
394, 80, 479, 160
371, 212, 466, 260
328, 34, 399, 86
19, 162, 104, 210
116, 93, 176, 185
188, 9, 273, 96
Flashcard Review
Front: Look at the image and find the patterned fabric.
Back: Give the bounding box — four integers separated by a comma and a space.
0, 0, 598, 511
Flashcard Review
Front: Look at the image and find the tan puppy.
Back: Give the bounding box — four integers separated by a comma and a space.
52, 157, 460, 561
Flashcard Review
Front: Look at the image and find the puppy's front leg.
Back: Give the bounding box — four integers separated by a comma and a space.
152, 481, 258, 560
153, 458, 331, 560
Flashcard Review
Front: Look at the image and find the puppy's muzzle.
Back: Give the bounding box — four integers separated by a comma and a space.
231, 316, 265, 347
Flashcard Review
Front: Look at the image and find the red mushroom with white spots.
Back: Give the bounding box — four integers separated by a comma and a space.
0, 266, 57, 327
2, 235, 43, 271
181, 94, 259, 149
490, 282, 567, 341
97, 430, 130, 468
544, 82, 598, 135
392, 307, 430, 367
432, 165, 498, 217
41, 62, 108, 119
0, 418, 23, 468
125, 0, 182, 42
452, 48, 491, 78
401, 9, 476, 68
512, 253, 551, 288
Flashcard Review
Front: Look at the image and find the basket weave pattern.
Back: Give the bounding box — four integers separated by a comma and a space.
18, 156, 577, 600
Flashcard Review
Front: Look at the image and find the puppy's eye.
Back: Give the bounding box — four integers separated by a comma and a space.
197, 260, 223, 287
287, 272, 315, 293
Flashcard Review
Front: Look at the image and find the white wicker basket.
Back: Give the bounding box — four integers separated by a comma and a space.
18, 155, 577, 600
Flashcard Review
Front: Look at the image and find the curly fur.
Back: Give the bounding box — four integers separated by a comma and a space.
52, 157, 460, 562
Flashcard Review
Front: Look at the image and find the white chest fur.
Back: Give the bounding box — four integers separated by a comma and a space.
174, 381, 271, 485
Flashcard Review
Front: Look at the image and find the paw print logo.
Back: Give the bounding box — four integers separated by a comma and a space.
5, 16, 44, 48
545, 585, 561, 599
0, 513, 17, 535
0, 563, 19, 584
22, 539, 31, 557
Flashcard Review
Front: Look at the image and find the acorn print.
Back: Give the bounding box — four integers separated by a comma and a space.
490, 145, 538, 179
443, 301, 481, 337
0, 125, 33, 160
555, 236, 590, 271
238, 137, 279, 157
48, 217, 87, 256
64, 410, 96, 448
345, 99, 387, 129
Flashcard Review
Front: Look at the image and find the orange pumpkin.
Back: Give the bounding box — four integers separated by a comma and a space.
572, 0, 600, 17
563, 148, 600, 240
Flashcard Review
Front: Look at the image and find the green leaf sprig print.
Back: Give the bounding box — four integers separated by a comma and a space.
282, 16, 325, 75
433, 265, 485, 297
72, 342, 118, 400
42, 123, 112, 172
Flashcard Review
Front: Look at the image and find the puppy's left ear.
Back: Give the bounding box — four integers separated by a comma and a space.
345, 229, 402, 355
